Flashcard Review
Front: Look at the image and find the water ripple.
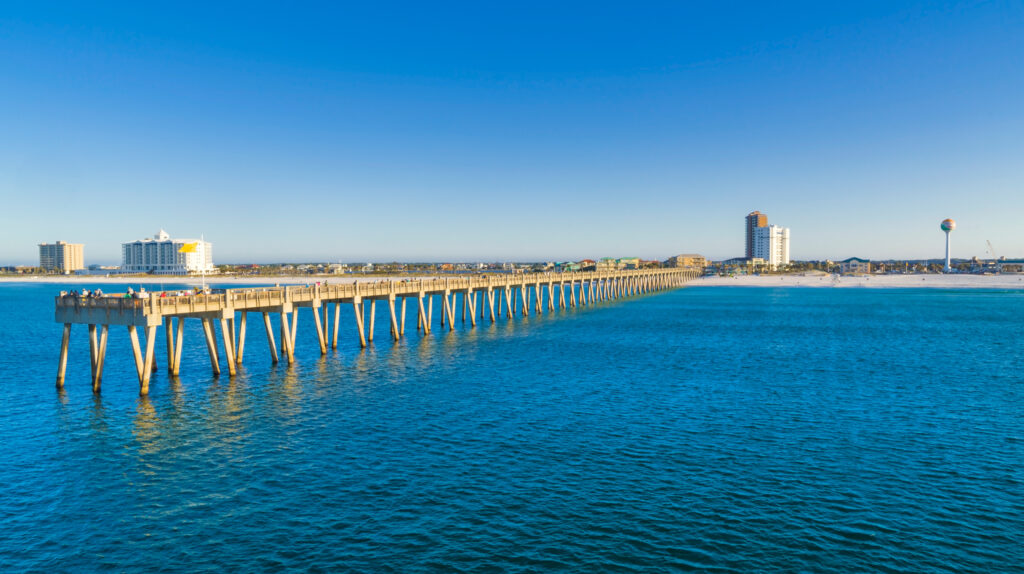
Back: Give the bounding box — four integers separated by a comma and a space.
1, 285, 1023, 571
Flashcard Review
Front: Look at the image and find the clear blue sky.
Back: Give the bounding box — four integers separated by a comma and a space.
2, 1, 1022, 264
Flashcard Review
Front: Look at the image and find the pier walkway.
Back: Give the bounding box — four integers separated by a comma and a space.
55, 268, 699, 394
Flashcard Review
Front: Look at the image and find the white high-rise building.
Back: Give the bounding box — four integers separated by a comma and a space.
754, 224, 790, 269
121, 230, 215, 274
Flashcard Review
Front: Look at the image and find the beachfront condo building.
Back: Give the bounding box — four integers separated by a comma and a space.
121, 230, 215, 275
38, 241, 84, 274
745, 211, 768, 258
665, 254, 708, 269
753, 225, 790, 270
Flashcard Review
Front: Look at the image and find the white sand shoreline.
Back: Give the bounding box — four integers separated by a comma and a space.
4, 272, 1024, 290
695, 273, 1024, 289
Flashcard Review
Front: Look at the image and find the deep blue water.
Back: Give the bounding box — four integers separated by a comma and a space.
1, 283, 1022, 572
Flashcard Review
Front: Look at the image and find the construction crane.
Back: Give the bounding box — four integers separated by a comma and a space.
986, 240, 1003, 272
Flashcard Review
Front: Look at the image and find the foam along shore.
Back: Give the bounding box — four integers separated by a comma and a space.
697, 273, 1024, 289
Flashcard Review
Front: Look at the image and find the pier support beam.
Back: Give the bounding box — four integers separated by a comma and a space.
164, 318, 175, 373
353, 300, 367, 348
322, 302, 329, 343
290, 308, 299, 352
88, 324, 109, 393
388, 296, 400, 341
279, 312, 295, 364
443, 291, 455, 331
504, 287, 513, 319
263, 313, 279, 364
417, 295, 427, 333
141, 326, 156, 393
88, 325, 98, 388
236, 313, 248, 364
368, 300, 376, 343
400, 297, 407, 336
487, 289, 497, 323
56, 323, 71, 389
95, 325, 108, 392
332, 302, 341, 349
173, 318, 184, 375
427, 296, 434, 333
312, 304, 328, 355
220, 318, 237, 376
128, 325, 145, 382
448, 291, 457, 329
200, 319, 221, 376
128, 325, 158, 393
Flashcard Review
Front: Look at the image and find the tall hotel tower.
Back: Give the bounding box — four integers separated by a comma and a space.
745, 211, 767, 258
745, 211, 790, 269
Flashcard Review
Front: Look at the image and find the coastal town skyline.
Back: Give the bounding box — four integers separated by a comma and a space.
22, 215, 1001, 274
3, 3, 1022, 263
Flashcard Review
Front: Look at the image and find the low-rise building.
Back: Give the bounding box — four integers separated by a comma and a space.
665, 254, 707, 269
840, 257, 871, 274
720, 257, 768, 274
617, 257, 640, 270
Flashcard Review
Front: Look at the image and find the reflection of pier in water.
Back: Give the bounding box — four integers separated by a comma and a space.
55, 269, 699, 394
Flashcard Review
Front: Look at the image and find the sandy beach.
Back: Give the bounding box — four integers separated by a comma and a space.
4, 272, 1024, 289
696, 273, 1024, 289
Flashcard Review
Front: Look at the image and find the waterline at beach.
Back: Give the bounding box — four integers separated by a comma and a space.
698, 273, 1024, 289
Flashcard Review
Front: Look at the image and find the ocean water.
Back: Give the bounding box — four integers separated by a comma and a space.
1, 283, 1022, 572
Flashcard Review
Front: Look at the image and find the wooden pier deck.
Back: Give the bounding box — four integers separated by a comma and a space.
54, 268, 699, 394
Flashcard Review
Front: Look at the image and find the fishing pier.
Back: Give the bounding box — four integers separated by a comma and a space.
55, 268, 698, 394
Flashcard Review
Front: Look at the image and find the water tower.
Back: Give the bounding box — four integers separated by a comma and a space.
941, 218, 956, 272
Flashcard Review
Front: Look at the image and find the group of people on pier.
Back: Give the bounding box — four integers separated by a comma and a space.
59, 285, 213, 300
60, 288, 105, 299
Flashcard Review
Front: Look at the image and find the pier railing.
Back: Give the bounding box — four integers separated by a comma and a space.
55, 270, 693, 317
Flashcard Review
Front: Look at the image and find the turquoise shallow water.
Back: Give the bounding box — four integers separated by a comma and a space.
1, 283, 1022, 572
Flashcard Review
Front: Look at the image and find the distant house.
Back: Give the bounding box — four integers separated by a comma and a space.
596, 257, 619, 271
578, 259, 597, 271
617, 257, 640, 270
840, 257, 871, 274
